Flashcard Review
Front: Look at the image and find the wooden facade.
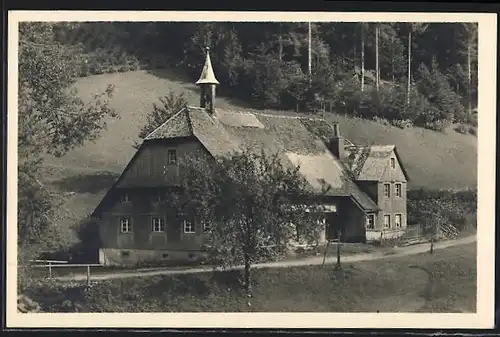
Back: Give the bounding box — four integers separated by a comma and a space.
94, 138, 409, 265
92, 50, 409, 265
359, 149, 409, 241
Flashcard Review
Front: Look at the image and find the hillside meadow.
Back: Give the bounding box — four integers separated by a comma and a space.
39, 70, 477, 242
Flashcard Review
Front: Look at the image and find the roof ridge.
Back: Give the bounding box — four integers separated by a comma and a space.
186, 105, 331, 122
253, 112, 328, 121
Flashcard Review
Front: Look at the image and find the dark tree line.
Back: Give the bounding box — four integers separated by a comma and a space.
51, 21, 478, 132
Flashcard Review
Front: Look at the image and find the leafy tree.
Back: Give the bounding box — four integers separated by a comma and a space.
415, 58, 466, 128
17, 22, 117, 289
134, 91, 188, 148
217, 27, 244, 88
246, 45, 300, 108
408, 190, 472, 252
379, 23, 406, 82
166, 148, 325, 297
286, 72, 311, 112
306, 56, 346, 112
446, 63, 468, 98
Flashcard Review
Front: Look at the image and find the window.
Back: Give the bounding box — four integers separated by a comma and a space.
365, 214, 375, 229
152, 191, 163, 203
120, 192, 130, 203
395, 183, 402, 198
202, 221, 211, 233
395, 214, 402, 228
383, 215, 391, 229
390, 157, 396, 169
167, 149, 177, 165
184, 220, 195, 234
120, 217, 131, 233
151, 217, 165, 232
383, 183, 391, 198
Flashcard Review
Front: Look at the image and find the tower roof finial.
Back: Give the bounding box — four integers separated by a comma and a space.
195, 46, 220, 86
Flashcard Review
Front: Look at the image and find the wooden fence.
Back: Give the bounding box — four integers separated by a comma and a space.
402, 224, 424, 240
30, 260, 103, 286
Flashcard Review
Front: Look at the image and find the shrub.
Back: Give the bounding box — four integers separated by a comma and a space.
407, 188, 477, 234
466, 113, 478, 127
117, 64, 130, 73
468, 126, 477, 136
127, 57, 142, 71
391, 119, 413, 129
454, 123, 469, 134
372, 116, 392, 127
425, 119, 450, 132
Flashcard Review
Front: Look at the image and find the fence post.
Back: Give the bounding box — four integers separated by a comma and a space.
322, 241, 330, 266
335, 230, 342, 270
48, 261, 52, 279
86, 265, 91, 287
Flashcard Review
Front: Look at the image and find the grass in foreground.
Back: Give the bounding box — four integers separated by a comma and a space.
26, 243, 476, 313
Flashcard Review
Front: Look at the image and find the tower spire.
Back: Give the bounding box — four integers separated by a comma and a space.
196, 46, 220, 85
195, 47, 219, 114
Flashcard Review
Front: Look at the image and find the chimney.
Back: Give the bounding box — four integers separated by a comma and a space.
195, 46, 219, 114
330, 123, 345, 160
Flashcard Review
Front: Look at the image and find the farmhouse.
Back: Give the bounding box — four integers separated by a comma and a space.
92, 48, 410, 266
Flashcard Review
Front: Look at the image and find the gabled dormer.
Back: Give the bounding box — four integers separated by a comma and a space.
344, 145, 409, 183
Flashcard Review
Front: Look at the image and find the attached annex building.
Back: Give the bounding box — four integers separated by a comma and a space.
92, 48, 410, 266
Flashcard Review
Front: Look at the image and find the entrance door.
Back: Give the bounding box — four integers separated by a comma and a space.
325, 212, 343, 241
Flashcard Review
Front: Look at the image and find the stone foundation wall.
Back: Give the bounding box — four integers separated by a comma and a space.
99, 248, 208, 266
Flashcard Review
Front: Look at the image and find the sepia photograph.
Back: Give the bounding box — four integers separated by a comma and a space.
6, 11, 496, 329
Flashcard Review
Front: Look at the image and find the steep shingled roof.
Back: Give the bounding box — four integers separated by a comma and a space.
344, 144, 409, 181
143, 106, 379, 211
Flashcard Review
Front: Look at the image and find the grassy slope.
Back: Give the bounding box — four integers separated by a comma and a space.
28, 243, 477, 313
41, 69, 477, 229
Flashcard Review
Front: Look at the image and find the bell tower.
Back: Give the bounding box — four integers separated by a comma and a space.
195, 46, 220, 114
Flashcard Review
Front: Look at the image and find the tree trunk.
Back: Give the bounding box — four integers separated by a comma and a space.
244, 254, 252, 297
335, 230, 342, 269
391, 34, 395, 83
277, 23, 283, 62
353, 29, 357, 67
361, 25, 365, 92
407, 30, 412, 105
308, 22, 312, 84
467, 42, 472, 118
278, 36, 283, 62
375, 24, 380, 91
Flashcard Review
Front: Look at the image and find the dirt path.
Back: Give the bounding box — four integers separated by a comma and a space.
54, 235, 476, 282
